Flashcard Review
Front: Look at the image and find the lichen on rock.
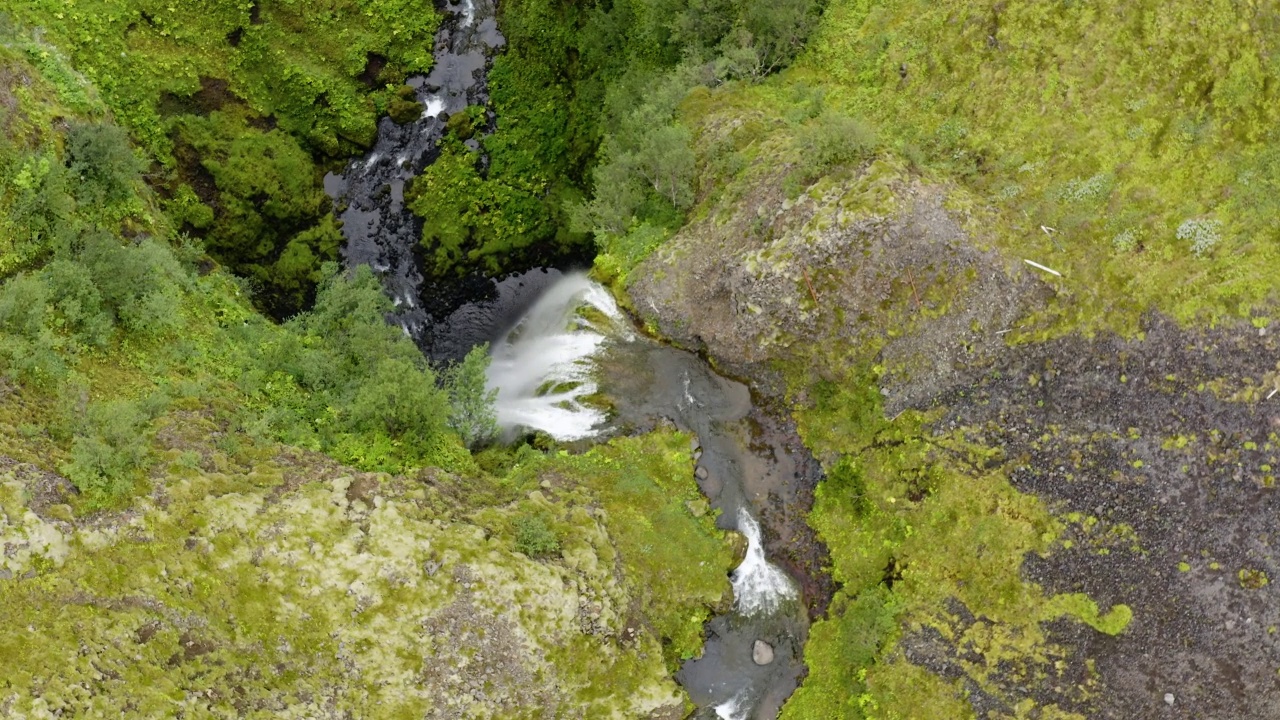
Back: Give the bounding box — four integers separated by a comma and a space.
0, 430, 732, 718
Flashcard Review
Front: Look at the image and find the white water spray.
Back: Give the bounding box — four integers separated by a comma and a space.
714, 693, 749, 720
731, 508, 798, 617
422, 94, 446, 119
485, 273, 624, 441
459, 0, 476, 26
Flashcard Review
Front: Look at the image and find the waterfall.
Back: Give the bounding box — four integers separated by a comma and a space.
485, 273, 624, 441
714, 693, 749, 720
731, 508, 798, 617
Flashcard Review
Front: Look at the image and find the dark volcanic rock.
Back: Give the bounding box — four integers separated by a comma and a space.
937, 315, 1280, 720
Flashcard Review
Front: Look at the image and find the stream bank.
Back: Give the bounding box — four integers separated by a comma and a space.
475, 270, 839, 718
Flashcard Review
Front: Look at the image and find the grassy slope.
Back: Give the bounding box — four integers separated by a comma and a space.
626, 1, 1280, 717
799, 0, 1280, 336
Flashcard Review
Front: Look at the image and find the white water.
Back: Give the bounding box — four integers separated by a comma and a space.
485, 273, 624, 441
714, 693, 749, 720
422, 94, 446, 119
731, 508, 798, 617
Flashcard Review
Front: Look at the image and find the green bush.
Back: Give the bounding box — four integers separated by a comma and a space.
41, 259, 114, 347
792, 111, 877, 183
79, 232, 187, 337
0, 273, 66, 383
1, 150, 76, 274
66, 122, 146, 208
442, 343, 498, 449
513, 514, 561, 558
60, 398, 153, 507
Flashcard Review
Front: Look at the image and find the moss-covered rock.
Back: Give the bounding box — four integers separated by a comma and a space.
0, 429, 733, 718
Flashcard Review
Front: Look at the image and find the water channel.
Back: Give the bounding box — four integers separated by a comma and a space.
327, 0, 813, 714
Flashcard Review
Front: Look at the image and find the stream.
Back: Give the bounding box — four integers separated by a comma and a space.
479, 270, 812, 718
327, 0, 812, 715
324, 0, 505, 356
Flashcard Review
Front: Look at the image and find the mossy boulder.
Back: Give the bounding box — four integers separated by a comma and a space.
0, 429, 733, 718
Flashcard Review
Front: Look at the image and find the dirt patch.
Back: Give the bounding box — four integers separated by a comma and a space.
157, 76, 236, 117
935, 315, 1280, 719
419, 565, 561, 717
0, 455, 77, 522
358, 53, 389, 87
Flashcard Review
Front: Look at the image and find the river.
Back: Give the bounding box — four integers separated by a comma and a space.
482, 270, 812, 718
327, 0, 815, 714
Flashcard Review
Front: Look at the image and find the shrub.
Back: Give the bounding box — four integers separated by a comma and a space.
79, 232, 188, 337
2, 151, 76, 272
1177, 218, 1223, 257
60, 398, 153, 507
1111, 229, 1138, 253
514, 514, 560, 558
347, 356, 451, 444
443, 343, 498, 449
793, 111, 878, 181
0, 273, 65, 383
41, 259, 113, 347
65, 122, 145, 208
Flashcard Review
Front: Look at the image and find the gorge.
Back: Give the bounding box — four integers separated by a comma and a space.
4, 0, 1280, 718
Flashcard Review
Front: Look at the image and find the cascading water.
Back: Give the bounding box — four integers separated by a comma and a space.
485, 273, 626, 441
731, 509, 799, 617
715, 693, 750, 720
324, 0, 818, 709
326, 0, 505, 348
483, 272, 810, 719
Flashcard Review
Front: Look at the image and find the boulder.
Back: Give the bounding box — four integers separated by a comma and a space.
752, 640, 774, 665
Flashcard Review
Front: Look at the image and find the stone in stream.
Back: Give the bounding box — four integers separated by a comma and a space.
752, 640, 774, 665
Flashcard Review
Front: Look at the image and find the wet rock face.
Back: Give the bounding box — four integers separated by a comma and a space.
934, 315, 1280, 718
628, 160, 1046, 411
329, 0, 507, 351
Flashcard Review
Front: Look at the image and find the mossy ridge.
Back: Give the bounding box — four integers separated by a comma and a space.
0, 428, 734, 717
674, 0, 1280, 338
778, 368, 1128, 720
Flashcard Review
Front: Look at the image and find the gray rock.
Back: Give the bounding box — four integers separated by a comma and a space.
752, 640, 774, 665
1164, 693, 1175, 706
695, 466, 709, 480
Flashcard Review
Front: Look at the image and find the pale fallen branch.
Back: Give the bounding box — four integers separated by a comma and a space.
1023, 259, 1062, 277
801, 267, 820, 306
1040, 225, 1057, 235
1267, 388, 1277, 400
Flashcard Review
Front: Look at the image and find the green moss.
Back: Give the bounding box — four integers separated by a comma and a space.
781, 371, 1122, 719
0, 428, 729, 717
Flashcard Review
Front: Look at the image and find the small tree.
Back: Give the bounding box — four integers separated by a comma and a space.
443, 343, 499, 449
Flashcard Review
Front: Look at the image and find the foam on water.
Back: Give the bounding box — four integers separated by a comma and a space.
422, 94, 446, 119
731, 508, 798, 617
486, 273, 623, 441
714, 693, 749, 720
